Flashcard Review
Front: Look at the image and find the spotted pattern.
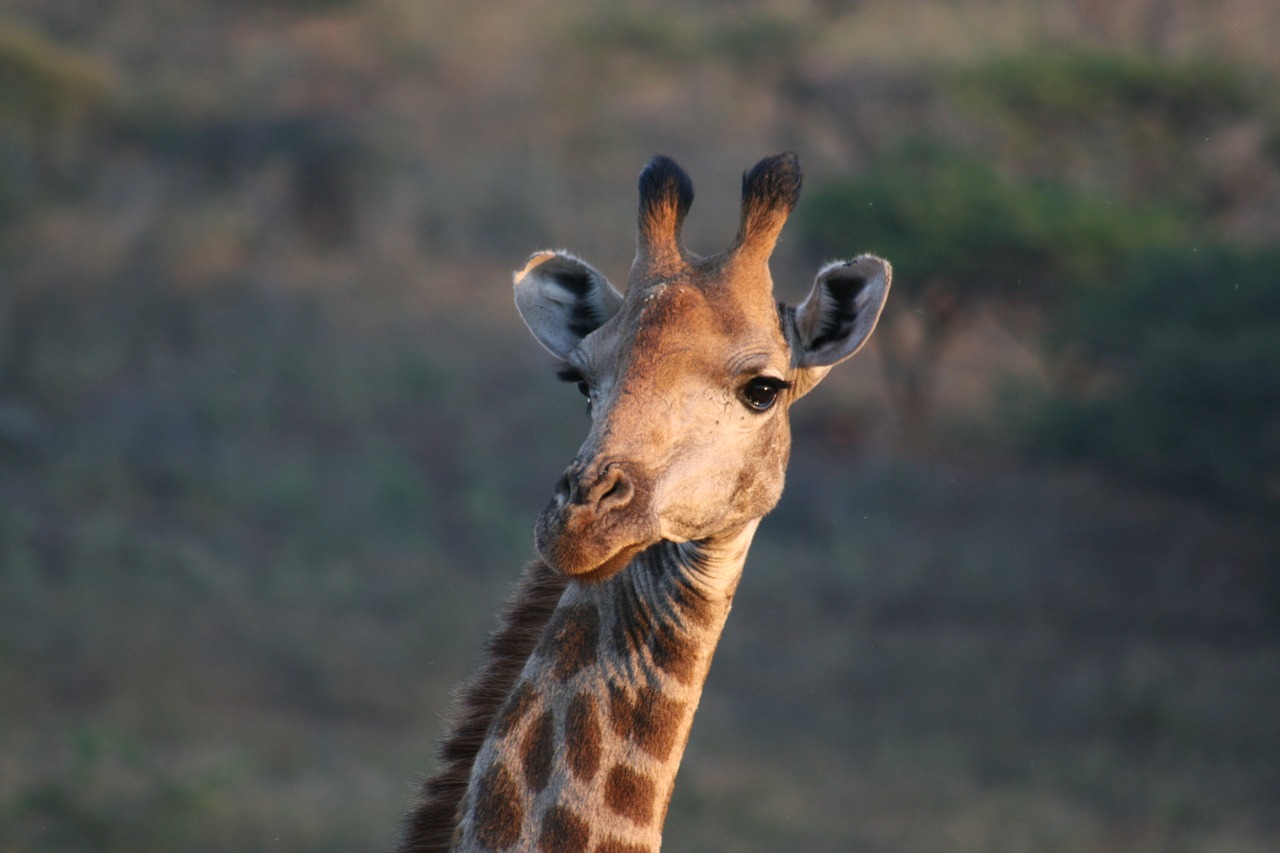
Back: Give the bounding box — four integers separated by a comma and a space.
472, 762, 523, 849
648, 625, 698, 684
609, 562, 705, 685
565, 692, 602, 782
522, 709, 556, 794
460, 561, 731, 851
609, 584, 654, 662
492, 679, 539, 739
636, 685, 686, 761
604, 764, 655, 827
539, 604, 601, 681
606, 683, 686, 762
538, 805, 591, 853
667, 580, 715, 628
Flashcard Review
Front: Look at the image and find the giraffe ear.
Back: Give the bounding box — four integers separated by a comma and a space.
514, 251, 623, 360
789, 255, 891, 370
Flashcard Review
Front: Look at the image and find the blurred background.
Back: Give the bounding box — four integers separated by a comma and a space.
1, 1, 1278, 850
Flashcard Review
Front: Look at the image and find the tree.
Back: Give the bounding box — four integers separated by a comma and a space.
799, 139, 1182, 443
946, 49, 1271, 235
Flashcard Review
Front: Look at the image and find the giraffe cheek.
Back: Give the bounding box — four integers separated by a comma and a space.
654, 464, 780, 543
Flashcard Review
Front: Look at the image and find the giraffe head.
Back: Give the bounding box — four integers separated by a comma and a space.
515, 153, 890, 582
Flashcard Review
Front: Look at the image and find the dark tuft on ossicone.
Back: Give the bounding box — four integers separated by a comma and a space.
741, 152, 802, 220
638, 155, 695, 224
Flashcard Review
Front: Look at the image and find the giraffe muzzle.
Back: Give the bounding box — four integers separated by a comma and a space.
536, 460, 658, 582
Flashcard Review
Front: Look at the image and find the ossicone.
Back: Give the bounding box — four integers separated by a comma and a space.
734, 152, 802, 263
637, 155, 695, 268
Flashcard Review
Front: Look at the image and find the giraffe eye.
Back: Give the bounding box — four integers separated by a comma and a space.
741, 377, 789, 412
572, 380, 593, 416
554, 365, 594, 415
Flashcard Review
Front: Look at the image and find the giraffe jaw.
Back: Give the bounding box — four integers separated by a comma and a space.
565, 542, 649, 584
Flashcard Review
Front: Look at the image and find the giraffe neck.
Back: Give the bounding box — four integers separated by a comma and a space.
453, 524, 756, 852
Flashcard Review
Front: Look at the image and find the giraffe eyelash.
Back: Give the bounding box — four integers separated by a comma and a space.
556, 365, 593, 410
555, 365, 585, 384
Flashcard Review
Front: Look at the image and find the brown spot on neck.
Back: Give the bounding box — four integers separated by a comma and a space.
493, 680, 539, 739
565, 692, 602, 783
604, 764, 656, 827
538, 805, 591, 852
666, 577, 717, 628
521, 708, 556, 794
471, 762, 523, 849
606, 683, 686, 762
648, 623, 700, 684
608, 552, 720, 686
538, 603, 601, 681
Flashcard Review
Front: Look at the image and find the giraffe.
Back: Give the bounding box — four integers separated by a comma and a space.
398, 153, 890, 852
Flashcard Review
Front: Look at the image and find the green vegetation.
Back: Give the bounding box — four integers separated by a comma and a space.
951, 50, 1256, 130
946, 49, 1271, 217
0, 23, 108, 130
800, 139, 1188, 438
1, 0, 1277, 850
1028, 245, 1280, 515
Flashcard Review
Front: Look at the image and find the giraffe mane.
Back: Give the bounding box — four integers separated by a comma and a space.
398, 561, 568, 851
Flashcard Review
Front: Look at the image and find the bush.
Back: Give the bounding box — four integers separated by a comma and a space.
950, 50, 1255, 131
945, 50, 1268, 218
1026, 244, 1280, 514
798, 139, 1186, 438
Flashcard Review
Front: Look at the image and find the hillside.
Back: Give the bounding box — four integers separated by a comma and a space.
1, 1, 1278, 850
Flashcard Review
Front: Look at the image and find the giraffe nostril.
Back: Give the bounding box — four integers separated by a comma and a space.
552, 471, 572, 509
557, 461, 635, 515
592, 464, 633, 513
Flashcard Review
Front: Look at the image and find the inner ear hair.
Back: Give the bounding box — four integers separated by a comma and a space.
791, 255, 891, 369
808, 268, 868, 350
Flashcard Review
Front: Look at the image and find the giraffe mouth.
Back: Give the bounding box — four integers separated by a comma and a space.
535, 518, 656, 583
567, 541, 649, 584
533, 502, 658, 583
